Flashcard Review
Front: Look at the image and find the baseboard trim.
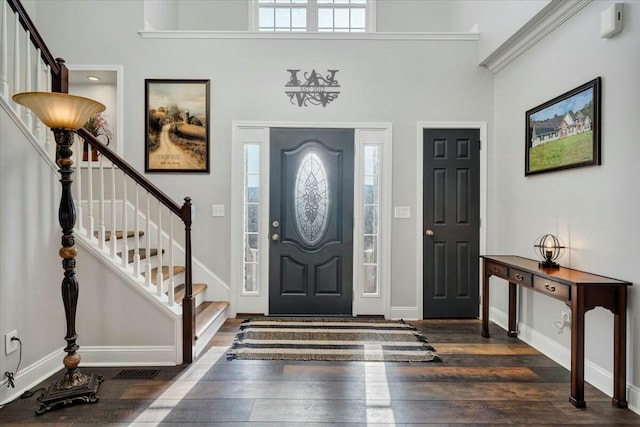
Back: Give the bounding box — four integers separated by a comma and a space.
389, 306, 419, 320
489, 306, 636, 414
628, 384, 640, 414
0, 347, 62, 405
80, 345, 177, 367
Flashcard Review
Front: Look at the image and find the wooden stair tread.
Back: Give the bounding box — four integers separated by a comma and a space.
117, 248, 164, 264
173, 283, 207, 303
95, 230, 144, 241
143, 265, 185, 283
195, 301, 229, 339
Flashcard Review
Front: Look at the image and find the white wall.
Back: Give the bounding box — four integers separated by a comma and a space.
33, 0, 493, 315
0, 102, 64, 402
376, 0, 455, 32
177, 0, 249, 31
490, 0, 639, 408
143, 0, 178, 30
448, 0, 550, 62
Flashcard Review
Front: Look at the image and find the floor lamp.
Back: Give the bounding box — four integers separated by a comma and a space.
12, 92, 106, 414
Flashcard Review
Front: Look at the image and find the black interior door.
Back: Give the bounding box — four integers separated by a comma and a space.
423, 128, 480, 318
269, 128, 354, 315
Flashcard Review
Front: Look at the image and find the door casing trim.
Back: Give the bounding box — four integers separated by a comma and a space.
416, 122, 488, 320
231, 121, 393, 318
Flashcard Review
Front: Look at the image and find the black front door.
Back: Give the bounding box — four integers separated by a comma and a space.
423, 128, 480, 318
269, 128, 354, 315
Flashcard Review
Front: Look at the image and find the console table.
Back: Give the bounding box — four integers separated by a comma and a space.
481, 255, 631, 408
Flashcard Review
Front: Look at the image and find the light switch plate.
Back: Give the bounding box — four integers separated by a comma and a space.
394, 206, 411, 219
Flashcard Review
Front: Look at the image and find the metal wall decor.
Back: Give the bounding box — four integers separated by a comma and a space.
285, 69, 341, 107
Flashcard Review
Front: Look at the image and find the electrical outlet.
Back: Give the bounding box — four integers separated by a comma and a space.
212, 204, 225, 217
561, 310, 571, 326
5, 330, 18, 355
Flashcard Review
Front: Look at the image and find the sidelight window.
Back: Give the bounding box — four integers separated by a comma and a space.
362, 145, 380, 295
243, 144, 260, 293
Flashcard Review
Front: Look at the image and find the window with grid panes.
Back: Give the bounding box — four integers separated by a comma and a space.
256, 0, 369, 32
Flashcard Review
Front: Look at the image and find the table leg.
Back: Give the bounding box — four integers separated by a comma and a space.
612, 286, 628, 408
508, 282, 517, 337
481, 261, 490, 338
570, 285, 586, 408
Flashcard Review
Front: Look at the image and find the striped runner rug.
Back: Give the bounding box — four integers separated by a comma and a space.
227, 318, 441, 362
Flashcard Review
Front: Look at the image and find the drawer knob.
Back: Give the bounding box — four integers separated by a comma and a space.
491, 267, 499, 273
544, 283, 556, 292
515, 273, 524, 281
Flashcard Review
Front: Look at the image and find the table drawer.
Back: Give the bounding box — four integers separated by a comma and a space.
486, 261, 508, 279
533, 276, 570, 302
509, 268, 532, 286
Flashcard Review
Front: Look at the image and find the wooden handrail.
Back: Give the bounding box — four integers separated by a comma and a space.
76, 129, 183, 216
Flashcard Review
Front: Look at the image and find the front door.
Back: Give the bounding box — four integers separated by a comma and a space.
269, 128, 354, 315
423, 128, 480, 318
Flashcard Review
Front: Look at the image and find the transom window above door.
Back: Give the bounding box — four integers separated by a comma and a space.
254, 0, 374, 32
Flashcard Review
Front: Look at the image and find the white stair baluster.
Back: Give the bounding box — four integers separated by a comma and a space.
97, 152, 106, 249
12, 13, 20, 114
75, 135, 83, 232
121, 176, 128, 268
35, 51, 44, 145
167, 217, 174, 307
156, 205, 163, 297
86, 142, 94, 238
45, 64, 53, 157
110, 166, 118, 258
133, 184, 141, 277
0, 0, 8, 99
24, 31, 32, 130
145, 192, 152, 288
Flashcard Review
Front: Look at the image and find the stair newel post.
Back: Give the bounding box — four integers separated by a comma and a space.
51, 56, 68, 94
181, 196, 195, 364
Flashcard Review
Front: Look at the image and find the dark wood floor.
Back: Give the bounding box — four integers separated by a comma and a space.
1, 319, 639, 425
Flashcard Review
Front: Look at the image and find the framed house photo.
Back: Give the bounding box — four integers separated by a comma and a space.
525, 77, 601, 176
145, 79, 210, 173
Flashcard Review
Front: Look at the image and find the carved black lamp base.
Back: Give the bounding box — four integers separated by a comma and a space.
35, 371, 103, 415
539, 260, 560, 268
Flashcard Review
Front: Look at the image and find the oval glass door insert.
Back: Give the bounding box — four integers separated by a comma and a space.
294, 152, 329, 246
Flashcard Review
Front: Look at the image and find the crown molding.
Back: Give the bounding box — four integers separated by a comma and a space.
480, 0, 592, 73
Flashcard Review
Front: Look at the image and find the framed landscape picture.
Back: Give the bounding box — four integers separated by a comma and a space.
525, 77, 601, 176
145, 79, 210, 173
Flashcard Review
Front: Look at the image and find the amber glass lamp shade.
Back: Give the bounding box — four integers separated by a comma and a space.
12, 92, 105, 130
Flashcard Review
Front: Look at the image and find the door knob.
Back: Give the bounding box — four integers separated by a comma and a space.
425, 229, 434, 237
272, 220, 280, 228
271, 233, 280, 241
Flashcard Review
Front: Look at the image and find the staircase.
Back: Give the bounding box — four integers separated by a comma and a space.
1, 0, 229, 364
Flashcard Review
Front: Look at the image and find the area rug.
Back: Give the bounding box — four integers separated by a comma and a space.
227, 318, 441, 362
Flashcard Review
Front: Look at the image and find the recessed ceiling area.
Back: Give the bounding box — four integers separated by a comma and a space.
69, 70, 117, 85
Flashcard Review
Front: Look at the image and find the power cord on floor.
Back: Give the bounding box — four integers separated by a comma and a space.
3, 336, 22, 388
0, 337, 43, 410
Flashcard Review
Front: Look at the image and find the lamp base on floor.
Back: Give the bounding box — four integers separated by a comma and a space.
35, 371, 103, 415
